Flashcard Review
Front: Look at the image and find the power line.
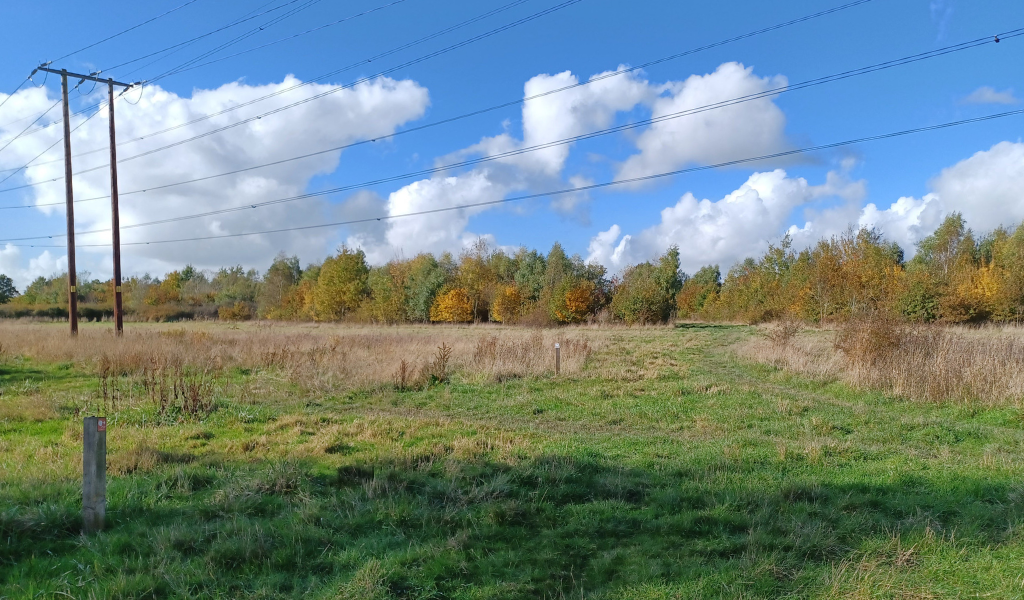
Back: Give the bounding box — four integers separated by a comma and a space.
101, 0, 314, 74
2, 26, 1018, 209
156, 0, 415, 78
0, 100, 110, 188
0, 0, 539, 154
6, 108, 1023, 248
0, 0, 877, 185
0, 77, 33, 115
0, 98, 63, 157
144, 0, 329, 84
0, 0, 322, 144
51, 0, 204, 63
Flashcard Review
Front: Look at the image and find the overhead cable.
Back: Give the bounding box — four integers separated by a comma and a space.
0, 0, 539, 151
100, 0, 314, 74
6, 108, 1023, 248
51, 0, 204, 63
2, 0, 875, 177
157, 0, 415, 77
2, 26, 1019, 206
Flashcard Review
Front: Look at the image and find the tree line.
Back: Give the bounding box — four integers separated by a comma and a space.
1, 213, 1022, 325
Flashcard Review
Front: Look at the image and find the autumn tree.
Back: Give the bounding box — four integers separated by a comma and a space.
366, 260, 410, 324
676, 265, 721, 316
212, 266, 260, 306
905, 213, 981, 322
146, 271, 184, 305
490, 285, 524, 323
313, 247, 369, 321
551, 278, 596, 323
430, 287, 473, 323
458, 239, 496, 321
611, 264, 664, 324
276, 263, 320, 320
984, 223, 1024, 321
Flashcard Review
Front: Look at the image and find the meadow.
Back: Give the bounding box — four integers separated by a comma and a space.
2, 321, 1024, 599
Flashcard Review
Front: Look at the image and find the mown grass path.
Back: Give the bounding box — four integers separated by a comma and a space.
1, 324, 1023, 598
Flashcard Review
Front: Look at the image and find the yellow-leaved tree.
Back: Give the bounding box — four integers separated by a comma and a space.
490, 285, 524, 323
430, 288, 473, 323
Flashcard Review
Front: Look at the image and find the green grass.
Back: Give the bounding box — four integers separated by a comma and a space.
2, 325, 1024, 598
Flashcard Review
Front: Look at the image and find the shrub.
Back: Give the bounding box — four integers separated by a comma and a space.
219, 301, 254, 322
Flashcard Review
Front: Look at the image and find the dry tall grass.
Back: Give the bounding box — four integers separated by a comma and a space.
741, 318, 1024, 405
0, 322, 596, 396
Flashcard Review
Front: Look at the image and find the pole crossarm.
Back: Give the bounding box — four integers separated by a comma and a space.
36, 66, 137, 89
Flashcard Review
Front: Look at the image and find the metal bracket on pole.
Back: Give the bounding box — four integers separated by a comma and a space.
36, 66, 134, 89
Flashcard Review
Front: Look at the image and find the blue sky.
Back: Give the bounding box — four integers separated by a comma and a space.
0, 0, 1022, 288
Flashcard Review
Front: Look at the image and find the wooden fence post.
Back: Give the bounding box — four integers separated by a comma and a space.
83, 416, 107, 533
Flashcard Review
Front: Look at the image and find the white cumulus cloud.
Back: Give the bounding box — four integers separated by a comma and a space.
588, 168, 864, 274
616, 62, 789, 182
0, 75, 430, 278
0, 244, 68, 291
857, 141, 1024, 252
351, 67, 657, 259
589, 140, 1024, 276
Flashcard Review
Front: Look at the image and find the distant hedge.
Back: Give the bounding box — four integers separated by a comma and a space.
0, 304, 219, 323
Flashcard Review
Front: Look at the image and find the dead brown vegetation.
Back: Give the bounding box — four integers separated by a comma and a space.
741, 317, 1024, 404
0, 322, 597, 396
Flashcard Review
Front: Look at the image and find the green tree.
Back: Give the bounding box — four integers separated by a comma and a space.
259, 253, 301, 317
212, 266, 260, 305
404, 254, 448, 322
610, 263, 665, 325
0, 274, 17, 304
543, 242, 572, 294
314, 247, 369, 321
512, 248, 546, 301
656, 245, 684, 309
366, 260, 410, 324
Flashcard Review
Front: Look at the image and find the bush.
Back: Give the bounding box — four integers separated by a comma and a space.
218, 301, 254, 322
133, 305, 198, 322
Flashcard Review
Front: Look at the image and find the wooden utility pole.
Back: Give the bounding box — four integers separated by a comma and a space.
38, 66, 136, 336
59, 70, 78, 335
108, 80, 124, 335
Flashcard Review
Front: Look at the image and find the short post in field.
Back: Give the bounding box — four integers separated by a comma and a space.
83, 416, 107, 533
555, 343, 560, 375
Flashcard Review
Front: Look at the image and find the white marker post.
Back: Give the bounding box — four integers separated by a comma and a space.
83, 416, 107, 533
555, 343, 560, 375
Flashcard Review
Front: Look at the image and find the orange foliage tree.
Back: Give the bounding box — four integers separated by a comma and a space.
430, 288, 474, 323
